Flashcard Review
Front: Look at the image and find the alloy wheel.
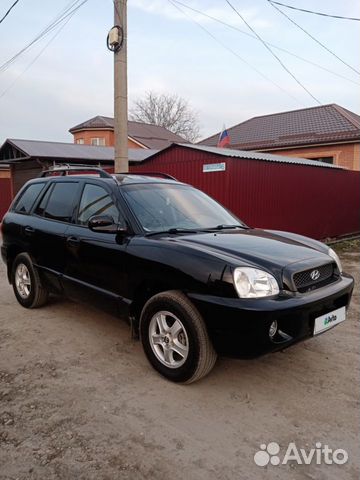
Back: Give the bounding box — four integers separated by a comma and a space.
15, 263, 31, 299
149, 310, 189, 368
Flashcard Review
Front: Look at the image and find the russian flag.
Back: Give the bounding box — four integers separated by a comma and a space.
217, 126, 230, 148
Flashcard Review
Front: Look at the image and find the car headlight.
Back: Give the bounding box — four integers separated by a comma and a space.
233, 267, 280, 298
328, 247, 342, 273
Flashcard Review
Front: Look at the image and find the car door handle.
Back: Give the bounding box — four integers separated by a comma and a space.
24, 226, 35, 235
66, 236, 81, 246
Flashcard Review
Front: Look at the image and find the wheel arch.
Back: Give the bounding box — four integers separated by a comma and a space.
130, 280, 184, 333
6, 245, 26, 283
138, 289, 217, 383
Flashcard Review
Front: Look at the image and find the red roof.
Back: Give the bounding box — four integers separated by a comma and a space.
69, 116, 187, 150
200, 104, 360, 150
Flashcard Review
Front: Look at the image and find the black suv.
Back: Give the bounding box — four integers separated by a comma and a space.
1, 166, 354, 383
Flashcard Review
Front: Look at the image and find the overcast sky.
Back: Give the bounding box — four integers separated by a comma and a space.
0, 0, 359, 144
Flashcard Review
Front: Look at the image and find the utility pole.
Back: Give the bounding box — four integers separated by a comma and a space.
113, 0, 128, 173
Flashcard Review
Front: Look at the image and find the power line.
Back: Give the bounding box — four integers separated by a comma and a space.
268, 0, 360, 76
0, 0, 87, 74
168, 0, 303, 106
0, 0, 20, 24
224, 0, 321, 104
269, 1, 360, 22
171, 0, 360, 86
0, 9, 78, 99
0, 0, 85, 73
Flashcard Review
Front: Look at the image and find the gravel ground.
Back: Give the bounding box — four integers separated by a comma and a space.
0, 245, 359, 480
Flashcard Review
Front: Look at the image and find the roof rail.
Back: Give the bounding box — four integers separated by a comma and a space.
118, 171, 177, 181
40, 164, 113, 179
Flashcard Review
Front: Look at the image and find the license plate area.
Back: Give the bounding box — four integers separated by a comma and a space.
313, 306, 346, 335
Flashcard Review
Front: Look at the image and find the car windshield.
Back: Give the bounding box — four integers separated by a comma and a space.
122, 183, 246, 233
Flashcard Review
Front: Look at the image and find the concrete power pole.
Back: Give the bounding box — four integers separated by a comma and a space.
114, 0, 128, 173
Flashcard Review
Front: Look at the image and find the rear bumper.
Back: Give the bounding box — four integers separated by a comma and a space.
188, 274, 354, 358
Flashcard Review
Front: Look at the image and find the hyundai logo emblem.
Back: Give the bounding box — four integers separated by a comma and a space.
310, 269, 321, 281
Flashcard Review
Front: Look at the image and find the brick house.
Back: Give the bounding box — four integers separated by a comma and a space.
69, 116, 187, 149
200, 104, 360, 170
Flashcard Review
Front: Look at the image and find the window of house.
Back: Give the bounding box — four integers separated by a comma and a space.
76, 138, 85, 144
91, 138, 105, 146
39, 182, 79, 223
13, 183, 45, 214
307, 156, 334, 164
77, 184, 120, 226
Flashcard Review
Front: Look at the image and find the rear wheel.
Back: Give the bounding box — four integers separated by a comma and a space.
12, 253, 48, 308
140, 290, 217, 383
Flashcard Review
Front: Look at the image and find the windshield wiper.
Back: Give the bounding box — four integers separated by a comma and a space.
202, 224, 248, 231
145, 224, 248, 236
145, 228, 199, 237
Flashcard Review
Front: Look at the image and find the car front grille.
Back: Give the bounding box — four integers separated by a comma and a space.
293, 263, 336, 292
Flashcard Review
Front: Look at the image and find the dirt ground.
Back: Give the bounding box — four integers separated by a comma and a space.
0, 244, 359, 480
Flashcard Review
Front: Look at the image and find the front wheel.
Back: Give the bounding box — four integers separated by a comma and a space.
140, 291, 217, 383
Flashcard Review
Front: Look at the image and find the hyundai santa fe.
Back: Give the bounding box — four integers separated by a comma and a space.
1, 166, 354, 383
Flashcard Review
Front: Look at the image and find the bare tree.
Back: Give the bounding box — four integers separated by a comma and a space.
129, 92, 200, 142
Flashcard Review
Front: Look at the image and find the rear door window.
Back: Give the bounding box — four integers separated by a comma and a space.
34, 184, 54, 217
77, 183, 120, 225
14, 183, 45, 214
41, 182, 79, 223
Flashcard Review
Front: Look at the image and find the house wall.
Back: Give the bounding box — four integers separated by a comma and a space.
0, 173, 12, 219
0, 170, 11, 179
131, 146, 360, 240
72, 130, 144, 149
73, 130, 115, 146
128, 138, 143, 149
262, 143, 359, 170
11, 162, 43, 196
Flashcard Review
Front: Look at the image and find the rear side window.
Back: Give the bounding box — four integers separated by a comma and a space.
14, 183, 45, 214
77, 184, 120, 225
35, 184, 53, 217
41, 182, 79, 223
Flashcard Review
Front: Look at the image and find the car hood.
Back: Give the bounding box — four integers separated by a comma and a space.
165, 228, 331, 272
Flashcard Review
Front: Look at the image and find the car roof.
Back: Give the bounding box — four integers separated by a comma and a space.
113, 174, 182, 185
26, 173, 185, 187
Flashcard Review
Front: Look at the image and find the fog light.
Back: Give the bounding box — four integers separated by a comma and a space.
269, 320, 278, 339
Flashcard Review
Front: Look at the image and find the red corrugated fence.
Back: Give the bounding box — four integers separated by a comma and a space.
131, 146, 360, 240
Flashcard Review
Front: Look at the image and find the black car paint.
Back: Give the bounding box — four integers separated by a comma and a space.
1, 175, 354, 358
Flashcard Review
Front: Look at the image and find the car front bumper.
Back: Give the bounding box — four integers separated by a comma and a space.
188, 274, 354, 358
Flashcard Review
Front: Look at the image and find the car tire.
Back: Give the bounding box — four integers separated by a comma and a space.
140, 290, 217, 383
12, 253, 48, 308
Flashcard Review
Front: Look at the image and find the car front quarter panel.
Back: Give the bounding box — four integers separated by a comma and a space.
126, 236, 235, 300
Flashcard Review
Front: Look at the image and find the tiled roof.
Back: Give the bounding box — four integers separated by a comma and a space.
0, 139, 158, 163
69, 116, 115, 131
200, 104, 360, 150
69, 116, 187, 149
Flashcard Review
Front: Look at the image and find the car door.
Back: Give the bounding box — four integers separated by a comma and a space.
4, 181, 47, 259
62, 181, 130, 312
29, 179, 81, 291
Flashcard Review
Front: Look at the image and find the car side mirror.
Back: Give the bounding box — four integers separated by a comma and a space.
88, 215, 128, 234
